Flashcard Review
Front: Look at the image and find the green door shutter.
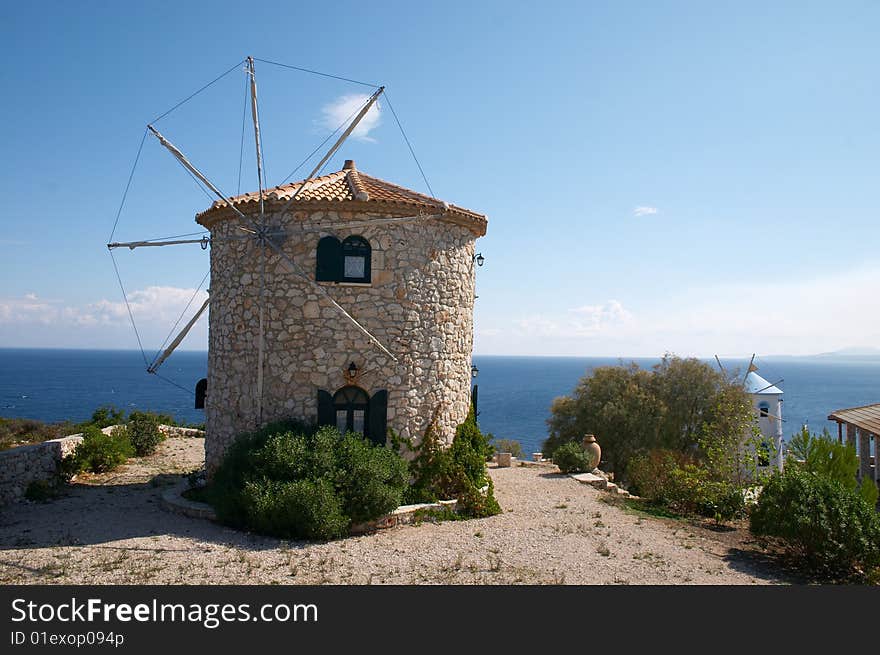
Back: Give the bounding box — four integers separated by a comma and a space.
368, 389, 388, 446
317, 389, 334, 426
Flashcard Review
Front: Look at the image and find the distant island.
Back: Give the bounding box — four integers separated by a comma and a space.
812, 347, 880, 359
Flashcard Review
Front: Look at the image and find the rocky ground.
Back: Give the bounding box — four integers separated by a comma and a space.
0, 437, 786, 584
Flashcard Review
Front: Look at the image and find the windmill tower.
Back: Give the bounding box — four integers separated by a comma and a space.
197, 159, 486, 471
744, 359, 784, 471
107, 57, 488, 474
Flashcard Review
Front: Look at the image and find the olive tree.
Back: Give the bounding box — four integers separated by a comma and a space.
544, 355, 756, 484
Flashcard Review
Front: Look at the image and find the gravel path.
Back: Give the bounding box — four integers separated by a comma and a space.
0, 438, 782, 584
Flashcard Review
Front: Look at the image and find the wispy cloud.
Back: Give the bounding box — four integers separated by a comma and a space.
633, 206, 658, 217
513, 300, 634, 339
0, 294, 58, 325
86, 286, 209, 325
0, 287, 209, 333
319, 94, 382, 142
476, 266, 880, 357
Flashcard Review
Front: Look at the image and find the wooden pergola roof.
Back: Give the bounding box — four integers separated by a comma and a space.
828, 403, 880, 435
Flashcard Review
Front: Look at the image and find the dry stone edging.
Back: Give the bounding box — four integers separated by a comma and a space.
568, 470, 638, 499
160, 479, 489, 536
160, 479, 217, 521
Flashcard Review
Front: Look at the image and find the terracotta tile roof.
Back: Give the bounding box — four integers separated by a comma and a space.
196, 160, 487, 236
828, 403, 880, 435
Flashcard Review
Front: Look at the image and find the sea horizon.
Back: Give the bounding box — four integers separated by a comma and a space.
2, 345, 880, 360
2, 348, 877, 456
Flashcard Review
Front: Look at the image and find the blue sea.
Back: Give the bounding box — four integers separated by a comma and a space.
0, 349, 877, 454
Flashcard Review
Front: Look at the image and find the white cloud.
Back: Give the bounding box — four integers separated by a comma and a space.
0, 287, 209, 348
646, 265, 880, 356
513, 300, 634, 339
86, 286, 209, 325
476, 265, 880, 357
0, 294, 58, 325
319, 94, 382, 142
633, 206, 658, 217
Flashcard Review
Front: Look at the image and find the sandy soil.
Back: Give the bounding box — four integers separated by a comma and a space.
0, 437, 785, 585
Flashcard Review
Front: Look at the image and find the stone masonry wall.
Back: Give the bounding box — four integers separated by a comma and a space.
204, 207, 478, 472
0, 435, 82, 506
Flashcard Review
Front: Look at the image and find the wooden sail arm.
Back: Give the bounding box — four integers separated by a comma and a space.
247, 56, 266, 217
147, 297, 210, 374
147, 124, 256, 228
108, 237, 211, 250
278, 85, 384, 215
107, 231, 272, 251
262, 237, 398, 362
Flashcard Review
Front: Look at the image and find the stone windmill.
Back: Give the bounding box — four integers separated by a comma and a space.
108, 57, 487, 472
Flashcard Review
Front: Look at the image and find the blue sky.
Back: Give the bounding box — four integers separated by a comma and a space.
1, 1, 878, 357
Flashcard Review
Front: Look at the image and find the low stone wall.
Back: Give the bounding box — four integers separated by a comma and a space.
0, 424, 205, 507
159, 426, 206, 439
0, 434, 83, 506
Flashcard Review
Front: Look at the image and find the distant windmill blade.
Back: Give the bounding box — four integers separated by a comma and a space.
755, 379, 784, 394
743, 353, 756, 383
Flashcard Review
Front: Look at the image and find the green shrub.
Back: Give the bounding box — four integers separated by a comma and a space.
860, 477, 879, 509
25, 479, 63, 502
70, 425, 134, 473
335, 432, 409, 524
787, 427, 879, 509
491, 438, 523, 458
209, 422, 409, 540
242, 478, 349, 541
628, 449, 693, 502
58, 453, 82, 481
660, 465, 746, 522
552, 442, 591, 474
127, 411, 165, 456
405, 408, 501, 518
87, 406, 126, 429
750, 467, 880, 577
0, 417, 74, 451
628, 449, 746, 523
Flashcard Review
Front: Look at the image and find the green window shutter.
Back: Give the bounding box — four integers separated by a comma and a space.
316, 236, 342, 281
368, 389, 388, 446
317, 389, 334, 426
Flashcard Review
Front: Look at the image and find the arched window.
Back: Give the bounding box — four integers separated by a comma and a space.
194, 378, 207, 410
333, 385, 369, 434
759, 402, 769, 418
341, 235, 371, 283
315, 235, 371, 283
317, 386, 388, 445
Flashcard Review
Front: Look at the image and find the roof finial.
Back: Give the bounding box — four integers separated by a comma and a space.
343, 159, 356, 170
